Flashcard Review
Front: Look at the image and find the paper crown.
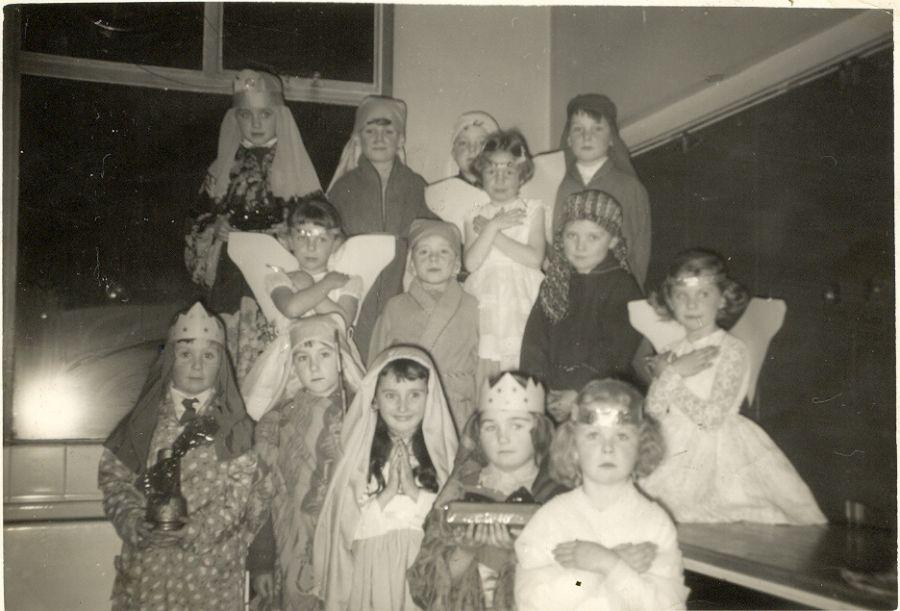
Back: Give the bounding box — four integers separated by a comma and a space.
233, 69, 284, 107
574, 400, 642, 427
169, 303, 225, 344
479, 373, 545, 414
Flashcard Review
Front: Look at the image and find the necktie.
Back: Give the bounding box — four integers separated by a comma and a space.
180, 398, 199, 424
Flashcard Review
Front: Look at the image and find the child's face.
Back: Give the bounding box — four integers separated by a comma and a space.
289, 223, 339, 274
235, 105, 277, 147
375, 375, 428, 438
452, 128, 488, 179
172, 339, 221, 395
361, 119, 404, 164
562, 219, 619, 274
410, 235, 459, 288
478, 410, 536, 473
573, 413, 639, 487
293, 339, 340, 396
668, 280, 725, 337
566, 111, 613, 165
482, 151, 522, 204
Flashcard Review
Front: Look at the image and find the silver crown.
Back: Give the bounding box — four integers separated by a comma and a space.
169, 303, 225, 344
478, 373, 545, 414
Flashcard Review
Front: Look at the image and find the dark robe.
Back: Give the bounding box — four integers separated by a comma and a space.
520, 256, 643, 392
553, 151, 651, 288
328, 156, 435, 361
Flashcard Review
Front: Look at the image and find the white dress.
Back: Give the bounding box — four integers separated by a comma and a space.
640, 329, 827, 524
463, 198, 544, 370
515, 485, 689, 611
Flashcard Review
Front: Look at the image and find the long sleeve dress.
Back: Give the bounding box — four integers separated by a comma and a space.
99, 396, 263, 610
520, 256, 642, 392
463, 198, 544, 373
369, 279, 479, 433
327, 156, 435, 362
515, 485, 689, 611
639, 329, 827, 524
248, 388, 345, 610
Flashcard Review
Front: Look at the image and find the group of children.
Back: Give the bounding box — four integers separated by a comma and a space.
100, 69, 825, 610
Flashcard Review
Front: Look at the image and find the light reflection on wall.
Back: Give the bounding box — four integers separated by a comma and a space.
10, 304, 180, 441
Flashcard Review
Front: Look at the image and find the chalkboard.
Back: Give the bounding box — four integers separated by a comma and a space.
633, 48, 894, 528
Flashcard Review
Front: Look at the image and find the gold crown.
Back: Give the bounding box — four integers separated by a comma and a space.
169, 303, 225, 344
233, 69, 284, 107
479, 373, 545, 414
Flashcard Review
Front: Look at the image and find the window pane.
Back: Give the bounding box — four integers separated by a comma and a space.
13, 76, 354, 440
222, 3, 376, 83
19, 3, 204, 70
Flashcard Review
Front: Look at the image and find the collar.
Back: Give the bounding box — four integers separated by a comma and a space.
479, 461, 540, 497
240, 136, 278, 149
577, 253, 621, 276
169, 386, 215, 419
575, 157, 608, 184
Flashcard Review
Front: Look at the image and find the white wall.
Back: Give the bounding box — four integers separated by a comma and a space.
393, 5, 552, 184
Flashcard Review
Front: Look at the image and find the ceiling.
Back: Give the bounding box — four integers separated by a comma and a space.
549, 7, 875, 139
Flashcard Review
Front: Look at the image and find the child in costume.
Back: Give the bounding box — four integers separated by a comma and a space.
408, 372, 567, 610
327, 95, 435, 362
99, 303, 260, 610
521, 190, 642, 422
463, 130, 545, 380
313, 346, 458, 611
248, 314, 366, 610
515, 379, 688, 611
369, 219, 479, 432
426, 111, 500, 237
267, 193, 361, 326
638, 249, 827, 524
525, 94, 650, 287
185, 69, 321, 381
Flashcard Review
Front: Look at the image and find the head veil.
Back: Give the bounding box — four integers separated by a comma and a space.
560, 93, 636, 177
313, 345, 458, 610
204, 69, 321, 202
242, 313, 365, 421
327, 95, 408, 191
444, 110, 500, 179
103, 311, 253, 476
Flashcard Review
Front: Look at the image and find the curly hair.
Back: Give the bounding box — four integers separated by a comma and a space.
649, 248, 750, 329
368, 358, 438, 495
472, 129, 535, 185
549, 379, 665, 487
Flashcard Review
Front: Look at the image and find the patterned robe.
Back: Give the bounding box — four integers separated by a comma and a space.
99, 396, 265, 610
249, 388, 345, 609
185, 145, 289, 382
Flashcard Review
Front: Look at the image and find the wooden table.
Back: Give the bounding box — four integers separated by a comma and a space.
678, 522, 897, 610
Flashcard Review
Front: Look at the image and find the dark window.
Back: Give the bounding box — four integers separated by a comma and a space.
19, 3, 204, 70
222, 3, 376, 82
12, 75, 355, 440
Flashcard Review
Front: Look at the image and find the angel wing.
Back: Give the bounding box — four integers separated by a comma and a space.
425, 175, 490, 238
520, 149, 566, 242
227, 232, 396, 328
628, 297, 786, 405
730, 298, 786, 405
627, 299, 685, 353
